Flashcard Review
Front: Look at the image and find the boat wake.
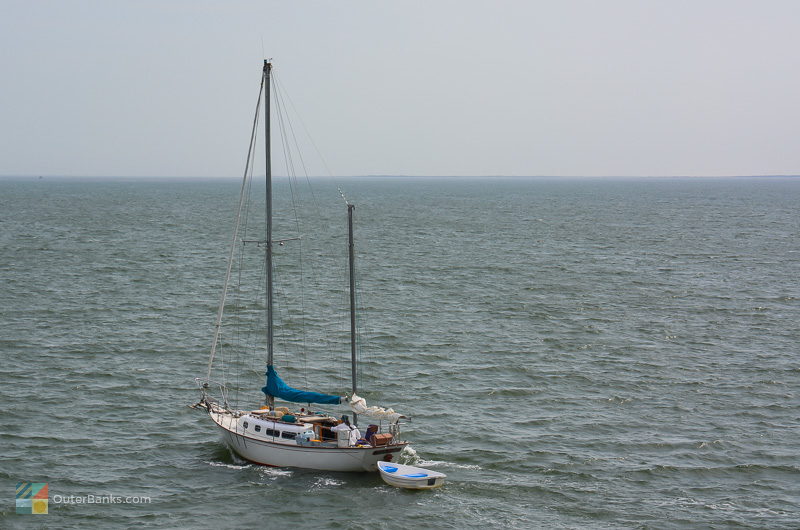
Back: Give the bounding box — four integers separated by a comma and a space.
401, 446, 481, 470
419, 459, 482, 470
399, 445, 420, 464
205, 461, 252, 470
310, 477, 345, 489
257, 467, 293, 478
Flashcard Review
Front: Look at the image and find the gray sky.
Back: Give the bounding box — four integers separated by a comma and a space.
2, 0, 799, 177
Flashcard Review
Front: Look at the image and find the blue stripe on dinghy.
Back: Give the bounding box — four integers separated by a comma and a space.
382, 466, 398, 473
401, 473, 428, 477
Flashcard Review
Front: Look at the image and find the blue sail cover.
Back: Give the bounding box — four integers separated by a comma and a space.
261, 365, 341, 405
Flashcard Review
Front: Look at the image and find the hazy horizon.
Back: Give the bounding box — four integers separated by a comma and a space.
4, 174, 800, 181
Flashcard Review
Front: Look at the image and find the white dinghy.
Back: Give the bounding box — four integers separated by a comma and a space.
378, 461, 446, 489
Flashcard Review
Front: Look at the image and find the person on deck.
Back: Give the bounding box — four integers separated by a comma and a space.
330, 415, 361, 446
364, 424, 379, 445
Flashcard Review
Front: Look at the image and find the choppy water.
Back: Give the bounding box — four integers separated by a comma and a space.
1, 176, 799, 528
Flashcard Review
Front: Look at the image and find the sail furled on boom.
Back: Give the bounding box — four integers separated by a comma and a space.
349, 394, 404, 422
262, 366, 341, 405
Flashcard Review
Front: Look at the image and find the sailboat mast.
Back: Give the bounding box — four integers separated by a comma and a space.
348, 203, 358, 425
264, 60, 275, 411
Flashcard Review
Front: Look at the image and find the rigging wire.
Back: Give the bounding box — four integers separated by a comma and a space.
272, 74, 309, 386
235, 120, 256, 408
274, 75, 356, 392
235, 86, 262, 409
273, 72, 352, 395
274, 76, 336, 179
208, 74, 264, 407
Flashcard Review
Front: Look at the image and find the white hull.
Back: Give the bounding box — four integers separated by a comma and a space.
210, 411, 406, 472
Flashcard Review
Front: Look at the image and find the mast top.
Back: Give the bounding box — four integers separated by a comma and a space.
264, 60, 272, 73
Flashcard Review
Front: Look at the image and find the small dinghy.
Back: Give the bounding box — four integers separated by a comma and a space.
378, 461, 446, 489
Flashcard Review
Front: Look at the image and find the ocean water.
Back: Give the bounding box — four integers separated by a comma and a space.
1, 176, 798, 528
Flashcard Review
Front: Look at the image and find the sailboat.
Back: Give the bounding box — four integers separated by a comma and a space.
192, 61, 409, 472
